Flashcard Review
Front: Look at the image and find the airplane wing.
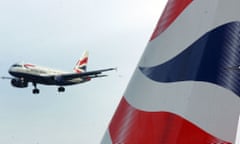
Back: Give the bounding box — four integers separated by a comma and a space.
1, 76, 14, 80
58, 68, 116, 80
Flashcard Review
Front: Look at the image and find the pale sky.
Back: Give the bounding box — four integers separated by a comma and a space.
0, 0, 167, 143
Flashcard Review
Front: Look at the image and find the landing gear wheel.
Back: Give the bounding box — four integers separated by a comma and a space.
58, 87, 65, 92
32, 82, 39, 94
33, 88, 40, 94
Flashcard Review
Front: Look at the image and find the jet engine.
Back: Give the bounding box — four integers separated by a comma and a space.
11, 79, 28, 88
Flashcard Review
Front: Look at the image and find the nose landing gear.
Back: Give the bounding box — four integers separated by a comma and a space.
32, 82, 40, 94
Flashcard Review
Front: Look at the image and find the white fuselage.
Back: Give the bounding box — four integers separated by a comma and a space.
9, 63, 86, 86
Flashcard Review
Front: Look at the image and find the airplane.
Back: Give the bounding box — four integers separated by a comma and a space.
2, 51, 115, 94
101, 0, 240, 144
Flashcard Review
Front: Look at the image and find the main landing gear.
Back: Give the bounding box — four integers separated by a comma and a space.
58, 86, 65, 92
32, 83, 65, 94
33, 88, 40, 94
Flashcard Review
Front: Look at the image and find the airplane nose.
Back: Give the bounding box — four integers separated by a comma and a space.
8, 68, 13, 74
8, 67, 15, 75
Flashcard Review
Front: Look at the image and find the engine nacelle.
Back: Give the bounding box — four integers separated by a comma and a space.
11, 79, 28, 88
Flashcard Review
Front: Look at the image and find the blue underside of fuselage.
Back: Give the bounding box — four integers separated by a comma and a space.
9, 71, 81, 86
140, 21, 240, 97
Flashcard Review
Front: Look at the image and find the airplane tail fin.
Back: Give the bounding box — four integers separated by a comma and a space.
73, 51, 88, 73
102, 0, 240, 143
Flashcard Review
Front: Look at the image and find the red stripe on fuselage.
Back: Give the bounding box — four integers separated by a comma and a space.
109, 97, 230, 144
150, 0, 193, 41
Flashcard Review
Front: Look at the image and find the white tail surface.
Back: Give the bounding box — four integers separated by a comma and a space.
102, 0, 240, 143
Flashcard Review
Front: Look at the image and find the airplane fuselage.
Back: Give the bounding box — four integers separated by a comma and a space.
9, 63, 88, 86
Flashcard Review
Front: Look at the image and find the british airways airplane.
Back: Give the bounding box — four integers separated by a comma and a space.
2, 51, 115, 94
102, 0, 240, 144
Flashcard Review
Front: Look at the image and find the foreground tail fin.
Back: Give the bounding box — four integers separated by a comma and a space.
102, 0, 240, 143
73, 51, 88, 73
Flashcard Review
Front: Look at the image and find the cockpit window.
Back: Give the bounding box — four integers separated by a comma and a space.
12, 64, 22, 67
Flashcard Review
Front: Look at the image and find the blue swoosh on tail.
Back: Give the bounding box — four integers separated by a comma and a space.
140, 22, 240, 97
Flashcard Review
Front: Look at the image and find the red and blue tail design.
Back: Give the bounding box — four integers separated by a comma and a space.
102, 0, 240, 144
74, 51, 88, 73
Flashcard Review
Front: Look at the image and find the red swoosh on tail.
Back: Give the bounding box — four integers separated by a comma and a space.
109, 97, 231, 144
150, 0, 193, 41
